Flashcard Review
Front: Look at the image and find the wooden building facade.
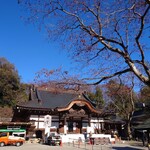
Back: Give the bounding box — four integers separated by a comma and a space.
12, 87, 120, 138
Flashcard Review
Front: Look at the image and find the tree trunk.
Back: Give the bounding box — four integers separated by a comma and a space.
127, 121, 132, 140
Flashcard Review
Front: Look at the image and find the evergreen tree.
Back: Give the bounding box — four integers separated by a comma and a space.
88, 86, 104, 109
0, 57, 28, 106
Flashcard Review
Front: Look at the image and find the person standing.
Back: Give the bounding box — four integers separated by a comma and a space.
83, 131, 87, 141
89, 131, 93, 144
142, 131, 146, 146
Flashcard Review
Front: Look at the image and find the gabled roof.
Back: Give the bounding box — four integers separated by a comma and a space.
134, 118, 150, 130
132, 107, 150, 124
17, 88, 97, 111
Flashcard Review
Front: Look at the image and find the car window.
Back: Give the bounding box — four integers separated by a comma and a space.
0, 132, 7, 137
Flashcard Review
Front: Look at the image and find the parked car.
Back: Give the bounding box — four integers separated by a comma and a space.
0, 132, 25, 147
46, 133, 61, 146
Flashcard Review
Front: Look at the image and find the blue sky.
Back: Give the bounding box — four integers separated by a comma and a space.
0, 0, 72, 83
0, 1, 150, 89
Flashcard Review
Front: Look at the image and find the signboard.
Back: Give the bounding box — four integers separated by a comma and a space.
0, 129, 26, 132
44, 115, 52, 127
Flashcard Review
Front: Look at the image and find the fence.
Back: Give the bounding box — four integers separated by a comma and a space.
68, 137, 112, 150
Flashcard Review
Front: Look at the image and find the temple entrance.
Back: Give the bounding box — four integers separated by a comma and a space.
76, 120, 82, 133
68, 121, 73, 132
67, 117, 83, 134
35, 130, 42, 138
67, 117, 74, 133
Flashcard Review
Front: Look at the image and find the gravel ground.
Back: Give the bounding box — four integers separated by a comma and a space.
0, 141, 148, 150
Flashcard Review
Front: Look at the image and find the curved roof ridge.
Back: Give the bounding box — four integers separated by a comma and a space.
82, 93, 96, 107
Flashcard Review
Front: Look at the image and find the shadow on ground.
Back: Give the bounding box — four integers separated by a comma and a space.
112, 146, 145, 150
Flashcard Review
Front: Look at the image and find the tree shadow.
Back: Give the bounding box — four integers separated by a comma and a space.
112, 146, 144, 150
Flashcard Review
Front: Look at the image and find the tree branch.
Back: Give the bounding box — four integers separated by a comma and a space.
93, 68, 131, 85
135, 5, 150, 77
88, 47, 106, 61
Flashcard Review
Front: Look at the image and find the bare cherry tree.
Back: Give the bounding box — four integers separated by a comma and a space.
19, 0, 150, 86
34, 67, 91, 93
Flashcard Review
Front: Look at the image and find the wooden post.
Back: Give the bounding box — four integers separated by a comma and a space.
88, 114, 91, 127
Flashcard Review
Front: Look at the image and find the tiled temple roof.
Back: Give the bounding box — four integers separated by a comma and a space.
17, 88, 96, 110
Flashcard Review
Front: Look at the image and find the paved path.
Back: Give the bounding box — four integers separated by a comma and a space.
0, 141, 148, 150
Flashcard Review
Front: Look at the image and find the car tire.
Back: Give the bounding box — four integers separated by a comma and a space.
0, 142, 5, 147
16, 142, 21, 147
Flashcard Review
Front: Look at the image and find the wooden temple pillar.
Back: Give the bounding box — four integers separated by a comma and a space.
58, 113, 66, 134
88, 114, 91, 127
100, 122, 104, 132
80, 117, 83, 133
58, 114, 61, 134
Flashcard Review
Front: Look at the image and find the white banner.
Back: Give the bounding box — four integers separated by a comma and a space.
44, 115, 52, 127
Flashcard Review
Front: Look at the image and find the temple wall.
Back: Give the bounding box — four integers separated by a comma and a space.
29, 115, 106, 134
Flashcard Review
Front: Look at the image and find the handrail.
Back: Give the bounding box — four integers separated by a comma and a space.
68, 137, 112, 150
